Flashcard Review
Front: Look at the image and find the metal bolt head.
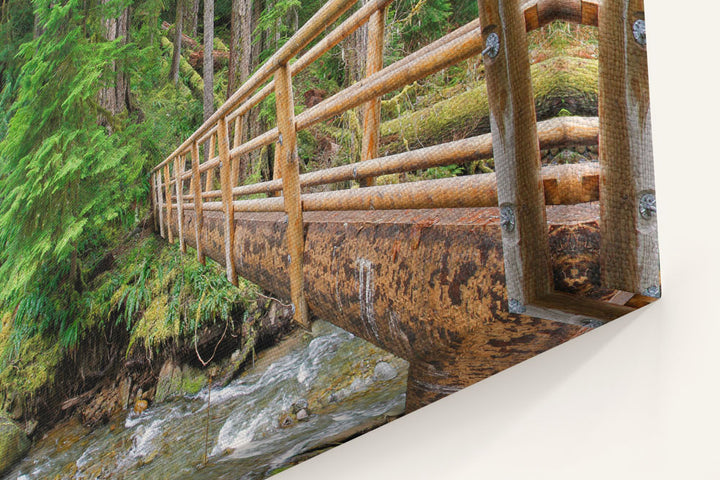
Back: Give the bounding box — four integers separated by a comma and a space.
639, 192, 656, 219
633, 19, 646, 46
580, 318, 603, 329
643, 285, 661, 298
482, 32, 500, 59
508, 298, 526, 314
500, 205, 516, 233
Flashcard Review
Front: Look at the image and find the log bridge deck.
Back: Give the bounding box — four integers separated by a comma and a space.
151, 0, 660, 410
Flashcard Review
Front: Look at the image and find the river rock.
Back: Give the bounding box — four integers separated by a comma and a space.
278, 412, 294, 429
134, 399, 149, 415
296, 409, 308, 421
291, 399, 308, 414
0, 414, 31, 475
373, 361, 397, 381
118, 377, 132, 409
156, 361, 207, 403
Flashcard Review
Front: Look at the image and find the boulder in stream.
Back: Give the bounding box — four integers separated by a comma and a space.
0, 413, 31, 475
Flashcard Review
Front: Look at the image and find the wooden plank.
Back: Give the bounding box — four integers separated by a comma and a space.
218, 117, 238, 286
174, 155, 186, 253
359, 7, 385, 187
598, 0, 659, 296
191, 141, 206, 264
479, 0, 551, 308
275, 64, 310, 328
163, 162, 174, 244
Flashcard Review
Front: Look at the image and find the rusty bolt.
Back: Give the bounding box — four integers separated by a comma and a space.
639, 192, 656, 219
508, 298, 526, 314
482, 33, 500, 59
500, 205, 516, 233
633, 19, 646, 46
580, 318, 603, 328
643, 285, 661, 298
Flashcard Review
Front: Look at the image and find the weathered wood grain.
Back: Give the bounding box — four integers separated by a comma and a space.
598, 0, 659, 295
275, 64, 310, 328
480, 0, 552, 307
359, 8, 385, 188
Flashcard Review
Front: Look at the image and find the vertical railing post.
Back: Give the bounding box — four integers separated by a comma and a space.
191, 141, 206, 265
478, 0, 552, 312
599, 0, 659, 297
205, 133, 216, 191
163, 162, 174, 244
272, 143, 283, 196
275, 64, 310, 328
155, 172, 166, 238
232, 115, 244, 185
174, 155, 186, 253
218, 117, 238, 286
359, 7, 385, 187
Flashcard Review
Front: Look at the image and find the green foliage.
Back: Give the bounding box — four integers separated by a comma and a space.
85, 236, 256, 355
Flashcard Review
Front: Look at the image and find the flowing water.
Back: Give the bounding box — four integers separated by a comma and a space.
4, 321, 408, 480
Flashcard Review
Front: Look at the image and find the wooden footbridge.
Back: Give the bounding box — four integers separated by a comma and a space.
151, 0, 659, 410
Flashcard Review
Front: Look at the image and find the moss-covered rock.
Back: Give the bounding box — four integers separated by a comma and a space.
0, 413, 30, 475
155, 360, 207, 403
380, 56, 599, 155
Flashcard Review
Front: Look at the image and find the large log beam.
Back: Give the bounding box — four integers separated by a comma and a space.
167, 204, 634, 410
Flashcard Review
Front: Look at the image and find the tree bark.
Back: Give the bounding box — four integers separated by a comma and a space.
99, 2, 130, 127
203, 0, 215, 165
228, 0, 241, 97
170, 0, 184, 84
184, 0, 200, 38
203, 0, 214, 122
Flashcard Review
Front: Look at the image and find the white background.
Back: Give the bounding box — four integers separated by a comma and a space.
279, 1, 720, 478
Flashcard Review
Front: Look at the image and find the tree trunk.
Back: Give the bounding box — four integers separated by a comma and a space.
228, 0, 241, 97
98, 3, 130, 128
203, 0, 215, 165
380, 56, 600, 156
184, 0, 200, 38
203, 0, 214, 122
170, 0, 184, 85
343, 1, 368, 86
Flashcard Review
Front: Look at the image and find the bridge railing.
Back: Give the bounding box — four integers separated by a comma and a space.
151, 0, 659, 328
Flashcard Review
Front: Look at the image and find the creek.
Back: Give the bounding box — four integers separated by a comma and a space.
3, 320, 408, 479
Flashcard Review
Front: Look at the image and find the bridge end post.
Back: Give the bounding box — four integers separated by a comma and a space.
598, 0, 659, 297
479, 0, 552, 309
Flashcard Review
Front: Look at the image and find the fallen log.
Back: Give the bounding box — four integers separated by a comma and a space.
161, 21, 229, 72
380, 56, 598, 155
